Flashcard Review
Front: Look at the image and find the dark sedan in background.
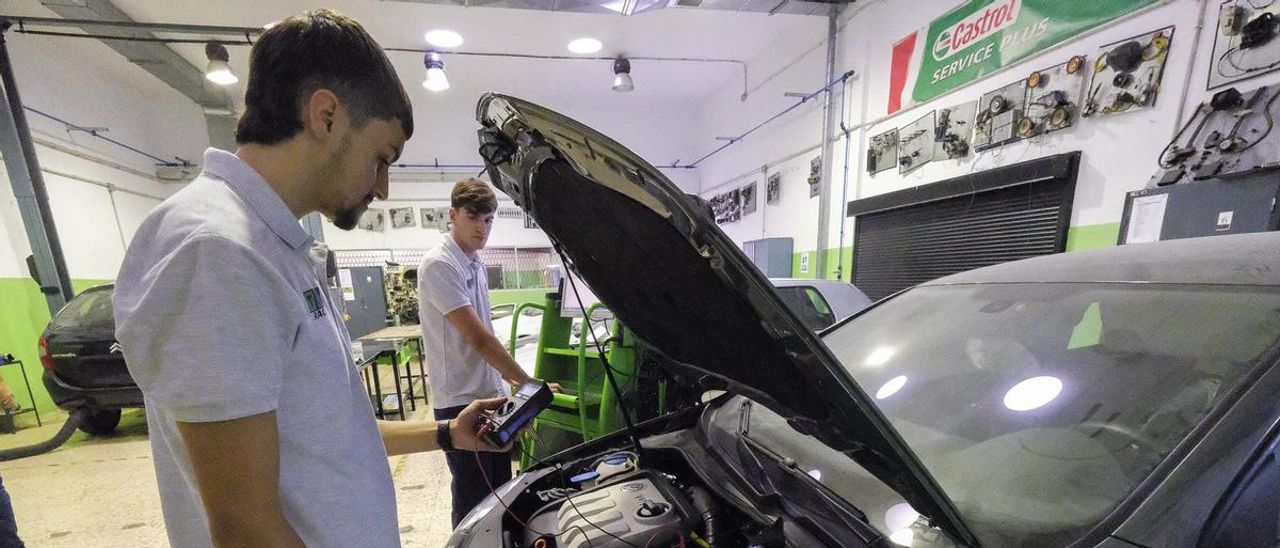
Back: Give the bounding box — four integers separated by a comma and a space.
38, 284, 142, 435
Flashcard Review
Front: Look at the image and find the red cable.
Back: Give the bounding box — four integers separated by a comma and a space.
473, 424, 548, 536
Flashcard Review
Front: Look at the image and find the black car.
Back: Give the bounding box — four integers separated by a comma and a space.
38, 284, 142, 435
450, 94, 1280, 548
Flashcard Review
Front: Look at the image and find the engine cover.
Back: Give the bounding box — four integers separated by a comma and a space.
526, 471, 692, 548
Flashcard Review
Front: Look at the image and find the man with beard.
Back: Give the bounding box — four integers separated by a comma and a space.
113, 10, 506, 547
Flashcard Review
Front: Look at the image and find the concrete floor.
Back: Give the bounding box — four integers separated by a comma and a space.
0, 401, 476, 547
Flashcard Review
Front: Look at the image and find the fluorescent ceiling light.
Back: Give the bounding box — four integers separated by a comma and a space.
568, 37, 603, 54
425, 29, 464, 48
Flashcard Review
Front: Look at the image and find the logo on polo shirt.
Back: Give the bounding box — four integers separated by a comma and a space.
302, 287, 326, 319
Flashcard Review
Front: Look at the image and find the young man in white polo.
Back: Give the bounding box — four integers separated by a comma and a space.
418, 179, 557, 526
113, 11, 506, 547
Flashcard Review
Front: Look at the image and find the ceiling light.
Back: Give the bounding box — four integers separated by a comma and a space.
889, 529, 915, 547
568, 37, 603, 54
262, 21, 278, 30
423, 52, 449, 92
425, 29, 464, 49
1003, 376, 1063, 411
204, 42, 238, 86
612, 58, 634, 92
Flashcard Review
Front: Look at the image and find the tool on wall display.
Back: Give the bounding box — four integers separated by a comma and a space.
808, 156, 822, 197
1084, 27, 1174, 118
933, 101, 976, 161
898, 111, 935, 175
358, 208, 386, 232
1210, 1, 1280, 89
867, 128, 899, 175
1019, 56, 1088, 139
973, 80, 1027, 151
389, 207, 415, 229
741, 181, 758, 215
766, 172, 781, 205
709, 188, 741, 224
1151, 83, 1280, 186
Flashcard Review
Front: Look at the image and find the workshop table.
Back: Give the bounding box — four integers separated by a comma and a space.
356, 325, 427, 420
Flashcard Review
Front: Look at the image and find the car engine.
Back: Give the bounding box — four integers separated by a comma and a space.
520, 452, 704, 548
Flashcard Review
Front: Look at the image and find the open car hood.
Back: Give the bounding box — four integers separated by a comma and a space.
475, 93, 979, 546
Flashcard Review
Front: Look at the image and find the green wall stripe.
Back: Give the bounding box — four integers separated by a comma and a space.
0, 278, 111, 415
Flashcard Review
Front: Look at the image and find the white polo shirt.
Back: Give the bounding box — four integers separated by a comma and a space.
417, 236, 507, 409
113, 148, 398, 548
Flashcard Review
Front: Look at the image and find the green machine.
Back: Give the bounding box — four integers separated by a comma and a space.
507, 292, 651, 468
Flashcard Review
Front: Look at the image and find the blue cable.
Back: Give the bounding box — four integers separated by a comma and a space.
24, 106, 186, 166
689, 70, 856, 168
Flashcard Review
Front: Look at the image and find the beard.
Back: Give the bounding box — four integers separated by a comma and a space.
320, 133, 370, 231
332, 201, 367, 230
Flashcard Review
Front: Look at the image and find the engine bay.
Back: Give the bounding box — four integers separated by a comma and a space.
501, 448, 756, 548
450, 436, 784, 548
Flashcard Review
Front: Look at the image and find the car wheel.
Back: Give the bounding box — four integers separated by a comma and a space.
78, 408, 122, 436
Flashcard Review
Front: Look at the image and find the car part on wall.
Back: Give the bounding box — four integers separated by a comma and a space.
898, 111, 934, 175
973, 80, 1027, 151
1085, 27, 1174, 118
867, 128, 899, 175
1212, 1, 1280, 89
933, 101, 976, 161
1151, 82, 1280, 186
1020, 57, 1089, 139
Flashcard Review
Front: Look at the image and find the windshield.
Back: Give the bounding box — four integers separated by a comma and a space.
810, 282, 1280, 547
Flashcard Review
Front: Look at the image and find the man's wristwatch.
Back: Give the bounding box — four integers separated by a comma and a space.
437, 420, 456, 452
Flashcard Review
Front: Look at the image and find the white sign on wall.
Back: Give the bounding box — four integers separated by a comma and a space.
800, 252, 811, 274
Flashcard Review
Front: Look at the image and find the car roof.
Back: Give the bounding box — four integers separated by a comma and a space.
928, 232, 1280, 287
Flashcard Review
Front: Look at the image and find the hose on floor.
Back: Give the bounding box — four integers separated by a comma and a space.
0, 408, 88, 462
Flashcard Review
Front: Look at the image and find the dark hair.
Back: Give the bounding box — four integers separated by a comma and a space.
451, 178, 498, 215
235, 9, 413, 145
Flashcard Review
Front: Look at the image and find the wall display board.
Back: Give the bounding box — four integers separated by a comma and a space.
420, 207, 448, 232
1083, 27, 1174, 118
1152, 83, 1280, 186
898, 111, 936, 174
390, 207, 416, 229
1210, 1, 1280, 89
868, 128, 900, 175
1018, 56, 1089, 139
710, 188, 742, 224
933, 101, 977, 160
974, 80, 1027, 151
358, 208, 386, 232
767, 172, 781, 205
742, 181, 759, 215
808, 157, 822, 197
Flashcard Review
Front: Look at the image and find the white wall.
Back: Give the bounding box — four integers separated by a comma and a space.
697, 0, 1270, 257
318, 180, 553, 251
0, 2, 208, 279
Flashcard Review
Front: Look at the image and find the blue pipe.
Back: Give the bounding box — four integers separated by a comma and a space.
24, 106, 185, 166
689, 70, 856, 168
